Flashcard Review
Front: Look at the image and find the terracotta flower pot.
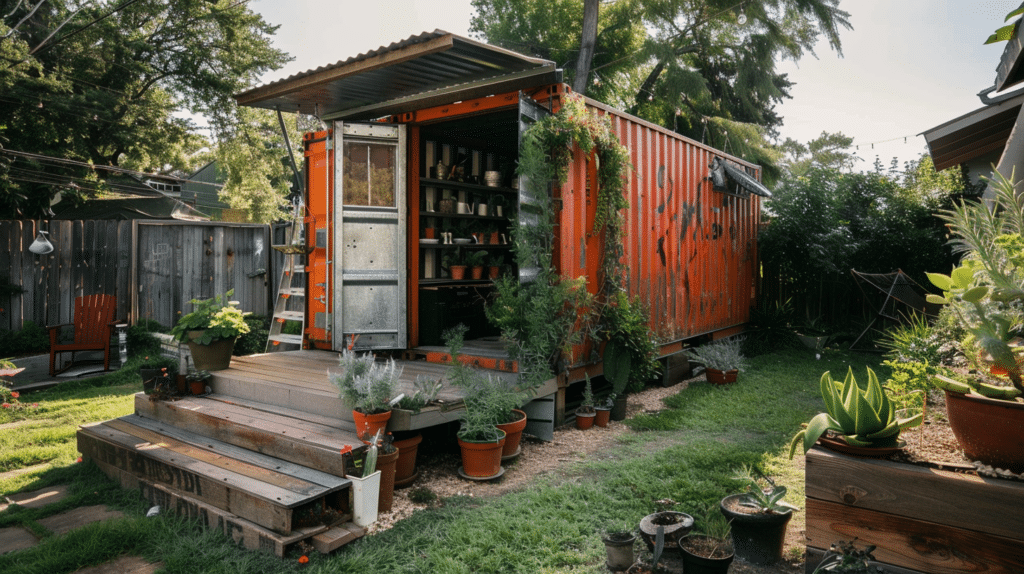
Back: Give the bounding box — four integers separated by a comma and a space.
470, 266, 485, 280
457, 430, 505, 478
450, 265, 467, 280
488, 266, 500, 279
352, 410, 392, 444
705, 368, 738, 385
576, 409, 596, 430
424, 228, 436, 239
189, 379, 207, 395
393, 433, 422, 487
945, 390, 1024, 473
594, 407, 611, 427
496, 409, 527, 458
375, 447, 400, 512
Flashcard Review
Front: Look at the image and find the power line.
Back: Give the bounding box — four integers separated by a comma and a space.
1, 148, 223, 188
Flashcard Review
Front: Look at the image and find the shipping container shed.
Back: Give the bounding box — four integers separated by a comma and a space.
236, 30, 767, 396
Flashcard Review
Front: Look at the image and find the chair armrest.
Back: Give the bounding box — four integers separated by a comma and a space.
47, 323, 73, 333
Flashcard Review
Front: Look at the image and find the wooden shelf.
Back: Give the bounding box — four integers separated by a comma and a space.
419, 212, 507, 221
419, 279, 497, 288
418, 243, 511, 250
420, 177, 517, 195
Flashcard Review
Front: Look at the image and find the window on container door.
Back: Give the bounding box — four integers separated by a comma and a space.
342, 141, 396, 207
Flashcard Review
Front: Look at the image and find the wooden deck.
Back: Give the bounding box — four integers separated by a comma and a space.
211, 349, 557, 433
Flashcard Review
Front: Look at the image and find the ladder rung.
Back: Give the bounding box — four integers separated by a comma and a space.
273, 311, 304, 321
292, 265, 305, 273
279, 288, 305, 296
268, 334, 303, 344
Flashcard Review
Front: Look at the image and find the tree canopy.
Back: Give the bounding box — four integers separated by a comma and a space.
0, 0, 289, 218
471, 0, 852, 183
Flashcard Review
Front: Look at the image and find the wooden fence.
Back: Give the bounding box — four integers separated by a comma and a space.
0, 220, 289, 334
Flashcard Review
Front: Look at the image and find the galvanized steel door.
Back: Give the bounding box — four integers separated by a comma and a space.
517, 94, 551, 284
332, 122, 407, 351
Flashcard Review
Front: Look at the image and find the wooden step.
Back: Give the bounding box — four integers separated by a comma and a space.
133, 394, 361, 476
78, 416, 353, 535
90, 456, 362, 557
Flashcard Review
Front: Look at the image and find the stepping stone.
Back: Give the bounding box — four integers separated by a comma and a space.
37, 505, 125, 536
0, 463, 50, 486
72, 555, 161, 574
5, 484, 68, 510
0, 526, 38, 554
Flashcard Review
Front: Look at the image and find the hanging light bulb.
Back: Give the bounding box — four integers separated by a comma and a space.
737, 10, 747, 25
29, 230, 54, 255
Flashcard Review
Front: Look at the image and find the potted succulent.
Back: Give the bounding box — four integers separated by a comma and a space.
679, 511, 734, 574
186, 368, 212, 396
719, 466, 798, 566
330, 349, 402, 443
789, 367, 923, 458
575, 374, 597, 429
169, 290, 251, 371
924, 175, 1024, 472
686, 337, 748, 384
600, 522, 637, 571
594, 395, 612, 427
487, 254, 503, 280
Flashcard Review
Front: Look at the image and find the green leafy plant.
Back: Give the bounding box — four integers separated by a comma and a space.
330, 349, 402, 414
811, 539, 880, 573
395, 375, 443, 413
733, 466, 798, 514
601, 292, 660, 393
169, 290, 251, 345
577, 374, 595, 413
233, 314, 270, 356
465, 249, 487, 268
789, 367, 923, 457
687, 337, 749, 372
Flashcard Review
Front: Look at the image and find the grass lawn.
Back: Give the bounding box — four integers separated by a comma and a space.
0, 348, 886, 574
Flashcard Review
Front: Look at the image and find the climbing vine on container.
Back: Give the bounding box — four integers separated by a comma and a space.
487, 92, 644, 392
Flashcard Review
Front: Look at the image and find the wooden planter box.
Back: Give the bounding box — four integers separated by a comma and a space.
805, 446, 1024, 574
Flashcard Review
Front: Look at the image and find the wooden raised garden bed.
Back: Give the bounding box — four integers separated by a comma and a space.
805, 446, 1024, 574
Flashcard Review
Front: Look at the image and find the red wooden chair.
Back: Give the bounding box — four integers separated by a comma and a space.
48, 295, 119, 376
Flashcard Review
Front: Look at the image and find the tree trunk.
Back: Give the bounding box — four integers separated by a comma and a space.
571, 0, 599, 95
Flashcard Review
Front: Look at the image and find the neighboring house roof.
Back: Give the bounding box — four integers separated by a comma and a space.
922, 92, 1024, 171
235, 30, 559, 121
181, 161, 228, 211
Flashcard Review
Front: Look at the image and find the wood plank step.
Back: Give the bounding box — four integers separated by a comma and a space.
114, 415, 350, 492
92, 458, 360, 557
78, 421, 299, 533
133, 394, 360, 476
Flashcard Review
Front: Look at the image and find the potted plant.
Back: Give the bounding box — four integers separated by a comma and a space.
465, 249, 487, 280
169, 290, 251, 371
719, 466, 798, 566
601, 522, 637, 571
487, 254, 503, 280
603, 339, 631, 421
391, 375, 442, 487
638, 499, 694, 552
686, 337, 748, 384
341, 439, 381, 527
575, 374, 597, 429
594, 396, 612, 427
789, 367, 923, 458
186, 369, 211, 396
138, 355, 176, 394
796, 316, 832, 350
443, 249, 468, 280
924, 173, 1024, 472
679, 511, 734, 574
330, 349, 402, 443
456, 391, 507, 479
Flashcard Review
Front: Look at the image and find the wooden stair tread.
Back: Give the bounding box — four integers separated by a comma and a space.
136, 395, 359, 451
115, 415, 350, 491
79, 421, 313, 509
205, 394, 354, 433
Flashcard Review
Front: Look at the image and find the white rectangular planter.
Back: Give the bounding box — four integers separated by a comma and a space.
348, 470, 381, 527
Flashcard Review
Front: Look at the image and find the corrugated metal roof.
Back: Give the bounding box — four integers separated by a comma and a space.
235, 30, 559, 121
922, 93, 1024, 171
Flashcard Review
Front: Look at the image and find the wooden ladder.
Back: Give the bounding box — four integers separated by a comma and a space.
267, 221, 309, 352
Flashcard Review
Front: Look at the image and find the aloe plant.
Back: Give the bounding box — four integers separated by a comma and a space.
789, 367, 922, 457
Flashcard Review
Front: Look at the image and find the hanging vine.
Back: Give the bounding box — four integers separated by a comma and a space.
487, 92, 658, 392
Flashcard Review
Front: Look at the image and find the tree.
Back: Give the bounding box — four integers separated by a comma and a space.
471, 0, 851, 184
0, 0, 289, 218
780, 131, 859, 177
571, 0, 599, 95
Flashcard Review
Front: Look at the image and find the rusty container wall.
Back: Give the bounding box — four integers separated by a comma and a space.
555, 98, 760, 355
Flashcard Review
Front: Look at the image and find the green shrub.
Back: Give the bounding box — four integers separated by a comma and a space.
878, 313, 944, 365
0, 321, 49, 355
743, 299, 800, 356
234, 314, 270, 356
127, 325, 162, 357
882, 359, 947, 411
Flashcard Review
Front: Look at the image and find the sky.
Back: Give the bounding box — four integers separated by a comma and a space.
247, 0, 1023, 171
